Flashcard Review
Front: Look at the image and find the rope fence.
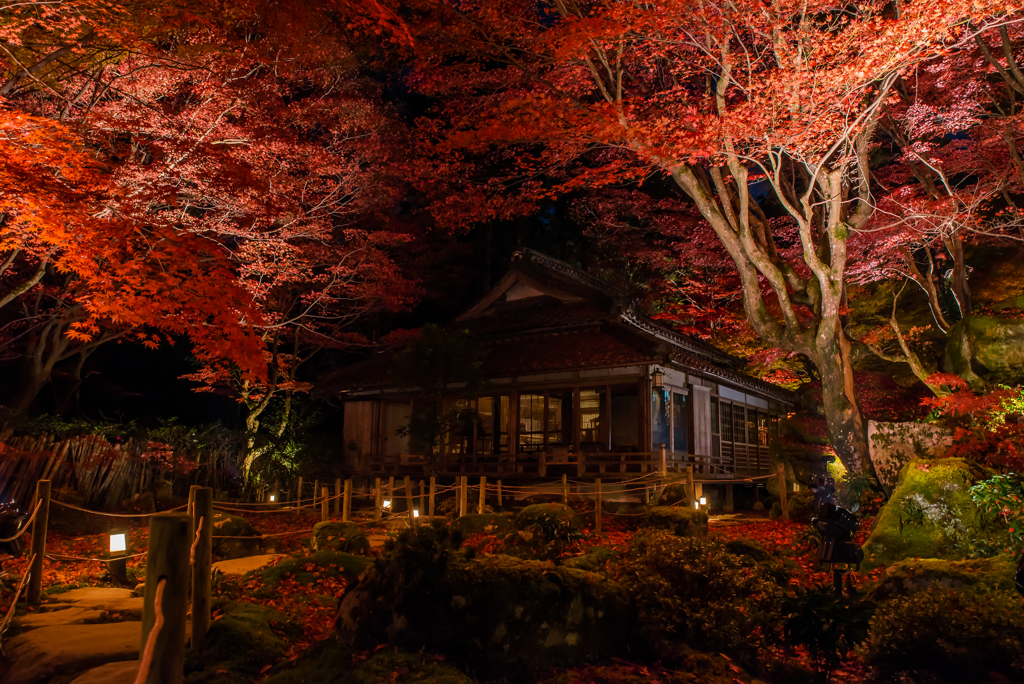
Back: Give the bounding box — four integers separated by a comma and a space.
0, 500, 40, 543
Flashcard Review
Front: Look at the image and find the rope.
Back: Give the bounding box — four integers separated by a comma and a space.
50, 500, 189, 517
190, 516, 203, 566
47, 551, 147, 562
0, 500, 40, 543
134, 578, 166, 684
0, 553, 35, 650
212, 527, 315, 540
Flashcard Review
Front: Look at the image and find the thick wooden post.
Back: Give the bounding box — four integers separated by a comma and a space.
141, 513, 190, 684
296, 476, 303, 517
313, 480, 320, 509
595, 479, 602, 534
321, 487, 329, 522
388, 476, 395, 503
335, 478, 342, 517
496, 480, 502, 509
191, 487, 213, 649
659, 443, 668, 476
459, 476, 468, 518
725, 484, 735, 513
561, 474, 568, 504
686, 465, 695, 508
27, 479, 51, 605
342, 479, 352, 522
374, 477, 382, 522
428, 477, 436, 518
404, 476, 414, 525
777, 463, 789, 521
477, 476, 486, 514
187, 485, 199, 517
418, 480, 425, 516
577, 451, 585, 478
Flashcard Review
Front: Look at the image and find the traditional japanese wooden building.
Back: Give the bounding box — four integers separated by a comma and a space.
326, 250, 794, 480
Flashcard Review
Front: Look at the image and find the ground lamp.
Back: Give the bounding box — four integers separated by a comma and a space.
413, 510, 420, 518
107, 529, 129, 586
269, 494, 276, 502
382, 499, 392, 511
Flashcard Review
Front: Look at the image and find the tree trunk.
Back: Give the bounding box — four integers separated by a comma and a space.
815, 332, 874, 476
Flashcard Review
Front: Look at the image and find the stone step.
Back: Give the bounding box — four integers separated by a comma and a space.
2, 621, 141, 684
69, 660, 139, 684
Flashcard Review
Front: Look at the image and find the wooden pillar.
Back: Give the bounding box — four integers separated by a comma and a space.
725, 484, 735, 513
27, 479, 51, 605
321, 487, 329, 522
373, 477, 382, 522
428, 477, 436, 518
335, 478, 342, 517
191, 487, 213, 648
419, 480, 425, 516
405, 476, 415, 525
577, 451, 586, 478
141, 513, 190, 684
478, 476, 486, 514
313, 479, 319, 509
187, 485, 199, 518
594, 478, 602, 535
686, 465, 695, 509
561, 473, 568, 504
388, 476, 395, 507
496, 480, 502, 509
459, 476, 468, 518
296, 476, 303, 517
342, 480, 352, 523
777, 463, 789, 521
658, 443, 668, 476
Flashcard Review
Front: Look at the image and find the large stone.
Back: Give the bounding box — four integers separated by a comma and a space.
644, 506, 708, 537
861, 458, 995, 568
212, 553, 286, 577
944, 313, 1024, 386
15, 606, 108, 629
336, 553, 633, 677
869, 421, 954, 491
211, 512, 261, 560
513, 503, 583, 533
69, 661, 139, 684
42, 587, 143, 618
872, 556, 1015, 600
1, 622, 140, 684
451, 513, 514, 536
311, 521, 370, 554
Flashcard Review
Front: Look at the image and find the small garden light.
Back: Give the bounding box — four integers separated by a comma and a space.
269, 494, 275, 502
109, 532, 126, 554
107, 529, 128, 586
694, 501, 699, 509
382, 499, 392, 509
699, 496, 707, 506
413, 509, 420, 518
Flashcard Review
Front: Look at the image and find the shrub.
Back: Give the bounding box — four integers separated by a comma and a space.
864, 586, 1024, 680
781, 586, 875, 683
510, 503, 584, 560
616, 531, 784, 662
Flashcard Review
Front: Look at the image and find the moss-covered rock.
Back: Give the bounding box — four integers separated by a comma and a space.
514, 503, 583, 533
451, 512, 514, 536
861, 458, 996, 568
657, 483, 691, 507
260, 550, 371, 588
185, 600, 297, 683
336, 546, 633, 676
311, 521, 369, 555
769, 490, 815, 522
871, 556, 1015, 600
211, 512, 261, 560
724, 538, 770, 562
263, 644, 472, 684
944, 313, 1024, 387
560, 546, 616, 572
644, 506, 708, 537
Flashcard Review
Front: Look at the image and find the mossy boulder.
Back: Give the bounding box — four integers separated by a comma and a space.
185, 600, 297, 683
861, 458, 995, 568
336, 551, 633, 676
724, 538, 770, 562
260, 550, 371, 589
658, 483, 692, 507
311, 521, 369, 554
872, 556, 1015, 600
945, 313, 1024, 387
644, 506, 708, 537
211, 512, 261, 560
452, 512, 514, 536
264, 644, 472, 684
514, 503, 583, 533
560, 546, 616, 572
769, 490, 815, 522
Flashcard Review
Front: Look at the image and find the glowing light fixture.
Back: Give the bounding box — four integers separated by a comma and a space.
109, 532, 127, 554
107, 529, 129, 586
413, 510, 420, 518
651, 368, 665, 388
269, 495, 275, 502
382, 499, 392, 509
699, 497, 707, 506
694, 501, 699, 509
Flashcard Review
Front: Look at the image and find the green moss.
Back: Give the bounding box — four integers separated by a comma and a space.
185, 600, 296, 683
514, 503, 583, 532
260, 550, 371, 587
871, 556, 1015, 600
644, 506, 708, 537
451, 512, 514, 536
311, 521, 369, 555
263, 643, 472, 684
723, 538, 770, 562
861, 458, 996, 568
561, 546, 616, 572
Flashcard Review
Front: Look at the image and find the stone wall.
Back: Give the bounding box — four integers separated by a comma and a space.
868, 421, 953, 491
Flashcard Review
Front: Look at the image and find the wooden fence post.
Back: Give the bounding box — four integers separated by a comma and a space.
686, 465, 695, 509
187, 485, 199, 518
659, 443, 668, 477
561, 474, 568, 504
313, 480, 319, 509
595, 479, 602, 535
27, 479, 51, 605
496, 480, 502, 509
404, 476, 414, 525
477, 476, 486, 514
388, 476, 395, 511
321, 487, 329, 522
191, 487, 213, 649
342, 480, 352, 523
373, 478, 382, 522
418, 480, 425, 517
459, 477, 468, 518
141, 513, 190, 684
335, 478, 342, 517
725, 484, 735, 513
296, 476, 303, 517
777, 463, 789, 521
428, 477, 436, 518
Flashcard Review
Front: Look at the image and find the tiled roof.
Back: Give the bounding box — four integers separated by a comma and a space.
478, 329, 653, 377
463, 302, 611, 336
